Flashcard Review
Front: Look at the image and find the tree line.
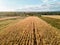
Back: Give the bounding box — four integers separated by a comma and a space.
0, 11, 60, 17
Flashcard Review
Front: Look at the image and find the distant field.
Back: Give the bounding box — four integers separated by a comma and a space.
42, 15, 60, 19
41, 16, 60, 29
0, 16, 24, 30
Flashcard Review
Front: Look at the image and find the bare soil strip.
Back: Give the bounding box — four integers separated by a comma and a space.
0, 16, 20, 21
0, 16, 60, 45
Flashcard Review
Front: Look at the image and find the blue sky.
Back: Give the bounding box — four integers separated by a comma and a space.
0, 0, 60, 11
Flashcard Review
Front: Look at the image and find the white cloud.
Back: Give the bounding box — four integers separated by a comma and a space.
0, 0, 60, 11
42, 0, 48, 3
16, 1, 60, 12
16, 4, 50, 12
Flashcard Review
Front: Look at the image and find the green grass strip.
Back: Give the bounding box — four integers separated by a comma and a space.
40, 17, 60, 29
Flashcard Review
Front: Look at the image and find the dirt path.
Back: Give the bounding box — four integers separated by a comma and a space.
0, 16, 20, 21
0, 16, 60, 45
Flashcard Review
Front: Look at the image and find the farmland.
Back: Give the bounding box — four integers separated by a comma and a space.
0, 16, 60, 45
0, 16, 24, 31
41, 15, 60, 29
42, 15, 60, 19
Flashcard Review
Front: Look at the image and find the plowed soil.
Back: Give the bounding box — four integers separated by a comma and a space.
0, 16, 60, 45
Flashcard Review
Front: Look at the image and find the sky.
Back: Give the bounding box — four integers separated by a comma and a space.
0, 0, 60, 12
